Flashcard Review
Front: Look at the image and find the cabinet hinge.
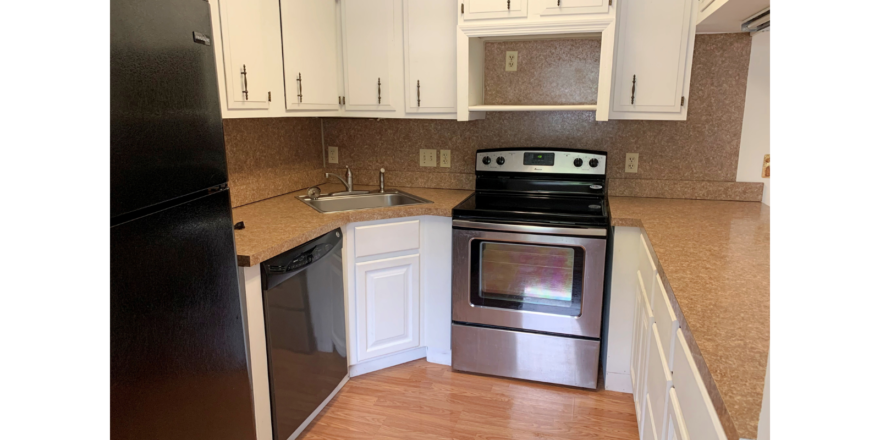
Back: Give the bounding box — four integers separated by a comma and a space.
268, 91, 271, 102
681, 96, 685, 106
461, 4, 464, 14
609, 0, 612, 5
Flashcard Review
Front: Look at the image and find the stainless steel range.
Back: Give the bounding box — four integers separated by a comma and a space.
451, 148, 610, 389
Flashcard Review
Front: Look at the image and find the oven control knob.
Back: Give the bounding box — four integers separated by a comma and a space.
482, 156, 491, 165
496, 157, 505, 165
589, 158, 600, 168
573, 158, 583, 167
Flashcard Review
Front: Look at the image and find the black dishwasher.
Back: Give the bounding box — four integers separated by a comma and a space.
261, 229, 347, 440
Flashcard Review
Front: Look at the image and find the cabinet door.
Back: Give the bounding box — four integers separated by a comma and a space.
341, 0, 396, 111
355, 254, 421, 361
462, 0, 528, 20
611, 0, 696, 118
217, 0, 271, 109
665, 388, 690, 440
647, 323, 674, 440
540, 0, 609, 16
672, 330, 727, 440
404, 0, 457, 113
635, 271, 655, 434
280, 0, 340, 110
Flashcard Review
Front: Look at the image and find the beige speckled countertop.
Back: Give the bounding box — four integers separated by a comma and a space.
231, 184, 473, 267
609, 196, 769, 440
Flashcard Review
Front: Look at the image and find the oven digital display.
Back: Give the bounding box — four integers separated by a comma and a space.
523, 152, 555, 166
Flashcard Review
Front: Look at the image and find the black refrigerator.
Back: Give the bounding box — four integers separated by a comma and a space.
110, 1, 257, 439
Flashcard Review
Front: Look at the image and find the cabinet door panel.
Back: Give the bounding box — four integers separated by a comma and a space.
404, 0, 457, 113
647, 323, 673, 440
635, 271, 655, 433
342, 0, 396, 111
612, 0, 694, 114
653, 274, 680, 370
463, 0, 528, 20
540, 0, 609, 16
356, 255, 420, 360
280, 0, 340, 110
665, 388, 690, 440
672, 330, 726, 440
218, 0, 270, 108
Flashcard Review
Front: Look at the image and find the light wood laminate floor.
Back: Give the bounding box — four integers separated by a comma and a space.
300, 359, 640, 440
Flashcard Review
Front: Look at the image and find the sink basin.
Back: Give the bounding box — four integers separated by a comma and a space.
298, 191, 432, 213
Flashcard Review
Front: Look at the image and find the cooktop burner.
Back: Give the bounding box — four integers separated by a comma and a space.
453, 148, 609, 228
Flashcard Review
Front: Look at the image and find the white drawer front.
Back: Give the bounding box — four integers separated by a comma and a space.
653, 273, 680, 370
355, 220, 420, 258
647, 323, 673, 440
672, 330, 727, 440
639, 234, 657, 308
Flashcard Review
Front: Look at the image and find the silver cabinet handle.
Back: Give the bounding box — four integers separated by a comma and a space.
241, 65, 248, 100
296, 72, 303, 103
417, 80, 420, 107
377, 77, 382, 104
631, 74, 636, 105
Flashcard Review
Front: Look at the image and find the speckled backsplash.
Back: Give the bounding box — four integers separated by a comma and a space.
322, 33, 759, 201
223, 118, 325, 208
484, 38, 601, 105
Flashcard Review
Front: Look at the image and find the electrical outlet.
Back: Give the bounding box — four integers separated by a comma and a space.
439, 150, 451, 168
420, 149, 437, 167
625, 153, 639, 173
327, 146, 339, 164
505, 51, 518, 71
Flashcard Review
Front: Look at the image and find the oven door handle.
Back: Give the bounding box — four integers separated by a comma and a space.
452, 220, 607, 237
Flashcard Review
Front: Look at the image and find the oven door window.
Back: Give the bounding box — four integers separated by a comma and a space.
470, 241, 584, 316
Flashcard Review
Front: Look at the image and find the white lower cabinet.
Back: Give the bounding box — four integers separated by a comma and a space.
665, 388, 688, 440
672, 329, 727, 440
355, 254, 421, 361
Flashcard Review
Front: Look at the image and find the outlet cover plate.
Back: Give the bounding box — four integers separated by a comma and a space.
625, 153, 639, 173
439, 150, 451, 168
327, 146, 339, 164
505, 51, 518, 71
420, 149, 437, 167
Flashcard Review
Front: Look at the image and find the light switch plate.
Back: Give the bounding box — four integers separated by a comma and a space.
625, 153, 639, 173
420, 149, 437, 167
505, 51, 518, 71
439, 150, 451, 168
327, 146, 339, 164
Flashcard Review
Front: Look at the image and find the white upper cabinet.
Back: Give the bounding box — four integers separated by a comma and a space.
341, 0, 398, 112
462, 0, 528, 20
280, 0, 340, 111
216, 0, 273, 109
404, 0, 457, 113
611, 0, 697, 120
540, 0, 609, 17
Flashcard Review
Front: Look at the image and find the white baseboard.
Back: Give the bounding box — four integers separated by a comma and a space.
349, 347, 427, 377
426, 348, 451, 366
604, 371, 634, 393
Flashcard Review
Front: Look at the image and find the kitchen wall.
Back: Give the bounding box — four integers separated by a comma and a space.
223, 118, 324, 207
324, 33, 763, 202
735, 30, 770, 206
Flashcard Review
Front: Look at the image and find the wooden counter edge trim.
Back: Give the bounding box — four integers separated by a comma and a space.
611, 216, 741, 440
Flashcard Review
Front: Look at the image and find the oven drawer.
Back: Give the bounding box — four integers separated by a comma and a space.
452, 324, 600, 389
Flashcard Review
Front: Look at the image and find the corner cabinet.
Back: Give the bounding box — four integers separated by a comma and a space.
404, 0, 458, 114
355, 254, 421, 360
461, 0, 529, 20
279, 0, 340, 111
610, 0, 698, 120
340, 0, 399, 112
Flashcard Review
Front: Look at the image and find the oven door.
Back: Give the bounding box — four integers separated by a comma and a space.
452, 221, 607, 338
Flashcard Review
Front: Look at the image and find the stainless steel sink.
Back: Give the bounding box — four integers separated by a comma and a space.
297, 190, 432, 213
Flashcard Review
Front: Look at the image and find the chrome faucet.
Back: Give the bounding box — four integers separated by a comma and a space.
326, 166, 369, 196
379, 168, 385, 193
